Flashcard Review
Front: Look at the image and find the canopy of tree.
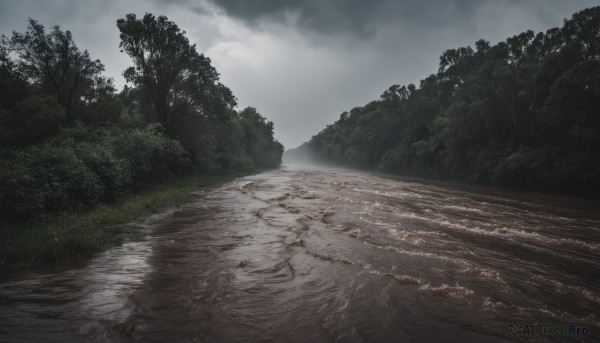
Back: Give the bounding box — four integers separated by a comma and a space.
0, 14, 283, 222
301, 7, 600, 198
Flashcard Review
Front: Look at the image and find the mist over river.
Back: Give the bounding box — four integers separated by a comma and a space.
1, 166, 599, 342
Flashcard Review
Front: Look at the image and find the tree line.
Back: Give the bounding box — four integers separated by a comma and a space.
0, 13, 283, 222
298, 6, 600, 198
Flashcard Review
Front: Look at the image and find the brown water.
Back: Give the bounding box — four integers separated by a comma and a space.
1, 166, 599, 342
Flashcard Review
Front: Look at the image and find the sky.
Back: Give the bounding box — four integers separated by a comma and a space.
0, 0, 597, 149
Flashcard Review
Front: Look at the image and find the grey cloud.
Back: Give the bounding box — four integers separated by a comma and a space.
207, 0, 596, 40
206, 0, 481, 37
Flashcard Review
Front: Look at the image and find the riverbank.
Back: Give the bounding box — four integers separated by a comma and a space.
0, 168, 265, 269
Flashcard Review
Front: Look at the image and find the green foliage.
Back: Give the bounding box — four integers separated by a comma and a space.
111, 125, 190, 185
304, 6, 600, 198
2, 19, 114, 120
0, 95, 65, 147
1, 144, 104, 219
73, 142, 132, 201
238, 107, 284, 168
117, 13, 234, 135
115, 13, 282, 171
0, 125, 190, 222
0, 14, 282, 228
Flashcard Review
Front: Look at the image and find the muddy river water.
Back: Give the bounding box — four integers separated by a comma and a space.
1, 166, 599, 342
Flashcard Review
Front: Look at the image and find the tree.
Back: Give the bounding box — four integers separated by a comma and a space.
0, 39, 29, 111
304, 6, 600, 197
3, 19, 111, 120
562, 6, 600, 59
238, 107, 284, 167
117, 13, 235, 136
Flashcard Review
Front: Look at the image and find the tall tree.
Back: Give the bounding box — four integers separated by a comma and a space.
239, 107, 284, 167
117, 13, 235, 135
3, 19, 110, 119
305, 6, 600, 198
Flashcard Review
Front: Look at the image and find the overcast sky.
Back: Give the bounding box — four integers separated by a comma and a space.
0, 0, 596, 148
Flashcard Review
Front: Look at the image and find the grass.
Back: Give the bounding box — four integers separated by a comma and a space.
0, 168, 262, 269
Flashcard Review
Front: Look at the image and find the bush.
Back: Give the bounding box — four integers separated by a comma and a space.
0, 145, 104, 220
0, 124, 190, 223
112, 126, 190, 186
0, 95, 65, 148
73, 142, 132, 201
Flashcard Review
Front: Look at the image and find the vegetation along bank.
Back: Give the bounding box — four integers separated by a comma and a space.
0, 13, 283, 267
289, 7, 600, 199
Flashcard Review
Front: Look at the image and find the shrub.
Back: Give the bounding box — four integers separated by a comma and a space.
0, 145, 103, 221
112, 126, 190, 186
0, 95, 65, 148
0, 125, 190, 223
73, 142, 132, 201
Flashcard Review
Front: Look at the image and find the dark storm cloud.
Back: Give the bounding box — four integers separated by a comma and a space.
202, 0, 472, 37
206, 0, 564, 37
209, 0, 391, 36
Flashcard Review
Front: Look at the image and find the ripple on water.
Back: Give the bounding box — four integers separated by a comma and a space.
2, 166, 599, 342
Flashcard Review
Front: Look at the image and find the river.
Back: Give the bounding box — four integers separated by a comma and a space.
1, 165, 599, 342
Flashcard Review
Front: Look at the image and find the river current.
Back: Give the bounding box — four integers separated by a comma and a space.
1, 166, 599, 342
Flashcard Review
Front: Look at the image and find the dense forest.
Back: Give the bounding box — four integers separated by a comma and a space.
292, 6, 600, 198
0, 14, 283, 223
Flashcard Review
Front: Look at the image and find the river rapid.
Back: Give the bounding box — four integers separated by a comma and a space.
1, 165, 599, 342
